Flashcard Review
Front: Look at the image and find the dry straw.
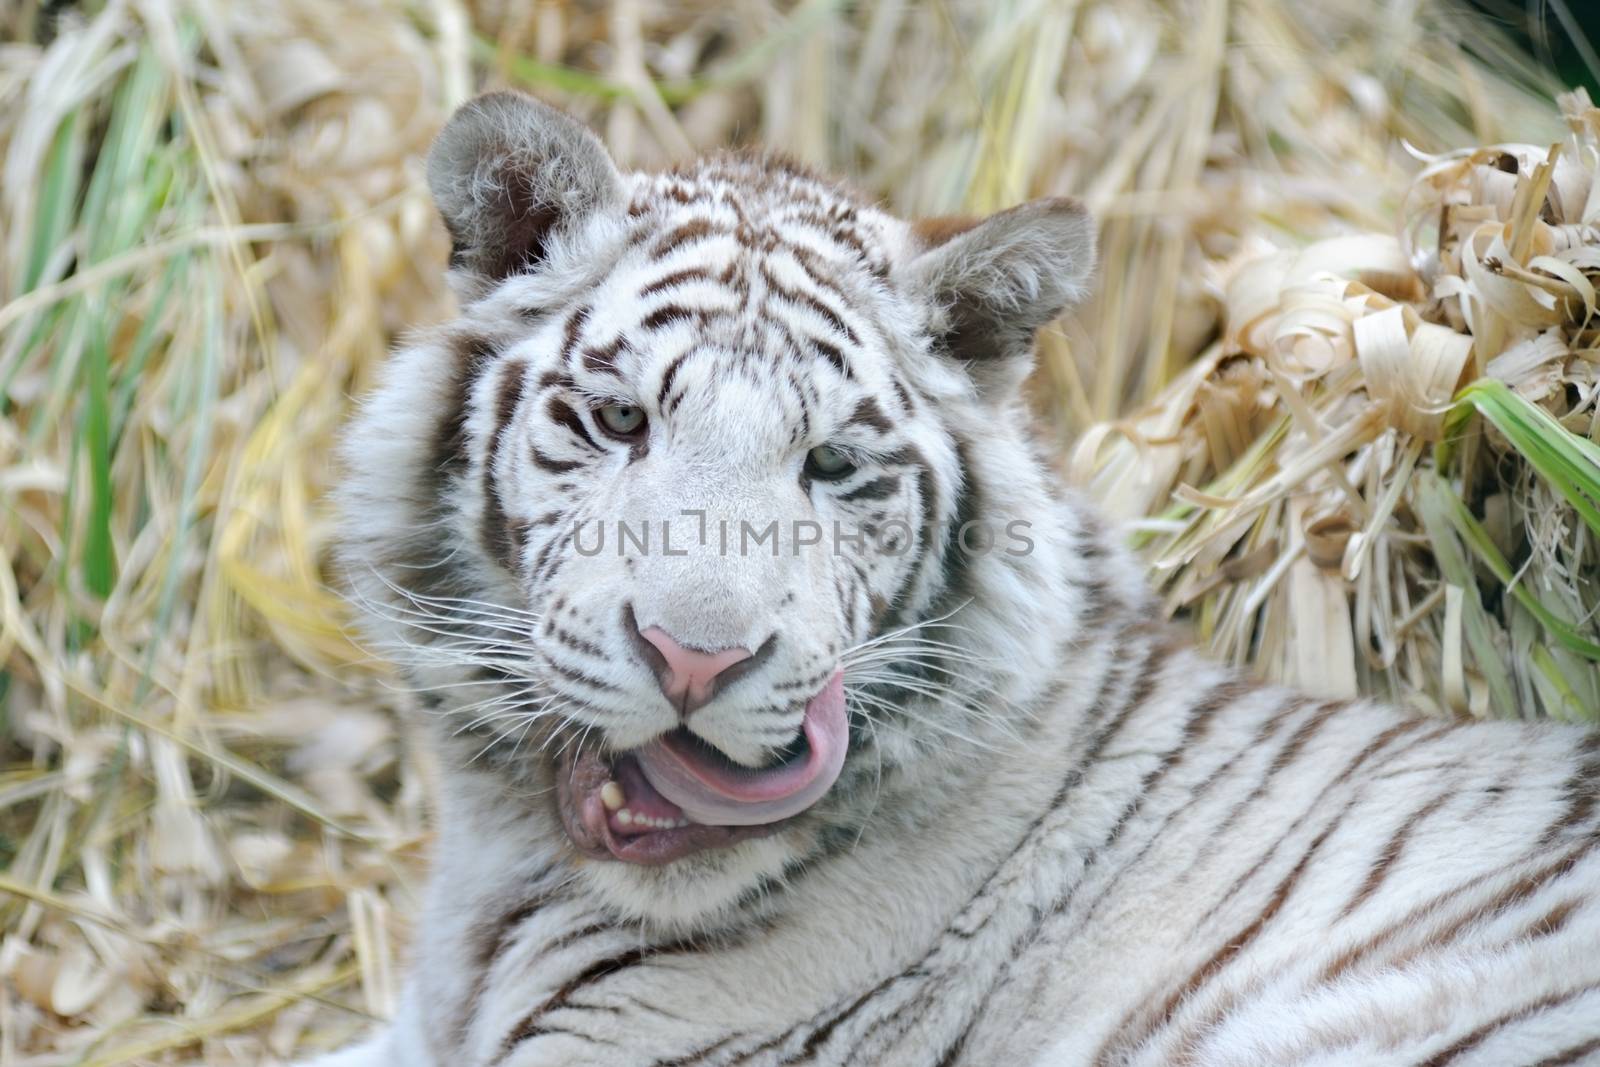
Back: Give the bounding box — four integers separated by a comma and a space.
0, 0, 1589, 1061
1075, 92, 1600, 721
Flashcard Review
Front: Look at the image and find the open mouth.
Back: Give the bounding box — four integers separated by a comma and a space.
556, 671, 847, 865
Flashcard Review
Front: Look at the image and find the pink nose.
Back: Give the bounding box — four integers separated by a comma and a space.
637, 626, 752, 716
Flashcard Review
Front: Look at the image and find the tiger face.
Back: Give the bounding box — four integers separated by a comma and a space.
341, 93, 1094, 928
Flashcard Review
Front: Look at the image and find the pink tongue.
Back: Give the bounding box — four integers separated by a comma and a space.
635, 672, 847, 826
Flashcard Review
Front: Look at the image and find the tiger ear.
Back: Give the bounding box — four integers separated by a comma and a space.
907, 198, 1096, 398
427, 91, 627, 295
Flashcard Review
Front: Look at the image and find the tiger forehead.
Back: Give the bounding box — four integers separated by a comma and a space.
623, 155, 898, 282
525, 161, 912, 414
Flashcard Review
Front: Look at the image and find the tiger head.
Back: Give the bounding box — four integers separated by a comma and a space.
340, 93, 1098, 930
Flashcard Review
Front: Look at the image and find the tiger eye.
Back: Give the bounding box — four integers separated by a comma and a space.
806, 444, 856, 480
598, 403, 646, 437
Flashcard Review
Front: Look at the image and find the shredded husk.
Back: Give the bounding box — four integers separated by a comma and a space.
0, 0, 1590, 1061
1075, 91, 1600, 721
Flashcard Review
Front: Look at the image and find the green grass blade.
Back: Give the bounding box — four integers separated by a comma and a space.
110, 250, 186, 445
0, 107, 85, 410
1441, 379, 1600, 536
81, 311, 114, 598
21, 108, 85, 295
137, 254, 220, 706
1414, 474, 1521, 711
1530, 644, 1598, 723
1419, 472, 1600, 661
78, 47, 168, 265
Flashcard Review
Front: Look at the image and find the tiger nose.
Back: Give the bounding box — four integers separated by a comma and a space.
633, 622, 753, 717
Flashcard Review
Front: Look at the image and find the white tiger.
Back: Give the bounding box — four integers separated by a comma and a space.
309, 92, 1600, 1066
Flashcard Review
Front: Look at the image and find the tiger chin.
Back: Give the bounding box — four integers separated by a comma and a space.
306, 92, 1600, 1067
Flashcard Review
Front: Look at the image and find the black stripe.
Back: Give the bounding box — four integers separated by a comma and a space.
641, 304, 700, 332
650, 1034, 741, 1066
812, 338, 850, 376
788, 208, 870, 265
840, 474, 901, 504
948, 625, 1167, 942
847, 396, 891, 433
771, 971, 906, 1065
431, 334, 497, 485
652, 218, 718, 258
497, 942, 697, 1061
872, 445, 936, 635
531, 527, 570, 584
640, 266, 716, 297
552, 625, 605, 659
1192, 702, 1391, 927
1338, 786, 1456, 918
933, 1030, 969, 1067
458, 886, 557, 1050
582, 336, 629, 374
1098, 679, 1253, 853
1427, 837, 1600, 952
547, 397, 599, 450
846, 634, 1181, 1064
1535, 1034, 1600, 1066
1541, 732, 1600, 846
1321, 836, 1598, 983
531, 448, 583, 475
889, 375, 915, 414
936, 437, 980, 609
1123, 694, 1304, 894
759, 261, 860, 345
657, 350, 692, 409
787, 243, 852, 301
560, 305, 591, 365
1269, 698, 1354, 771
807, 628, 1165, 1066
544, 657, 622, 694
533, 920, 615, 961
481, 360, 528, 571
1193, 705, 1411, 884
1421, 982, 1600, 1066
1518, 897, 1582, 942
1106, 789, 1363, 1064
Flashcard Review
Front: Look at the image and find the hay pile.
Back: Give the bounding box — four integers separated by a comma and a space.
1075, 92, 1600, 721
0, 0, 1586, 1061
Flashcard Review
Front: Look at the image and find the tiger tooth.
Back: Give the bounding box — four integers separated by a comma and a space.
600, 782, 624, 811
617, 808, 634, 826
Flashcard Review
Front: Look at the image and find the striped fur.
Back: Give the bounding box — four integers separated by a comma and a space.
309, 94, 1600, 1066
